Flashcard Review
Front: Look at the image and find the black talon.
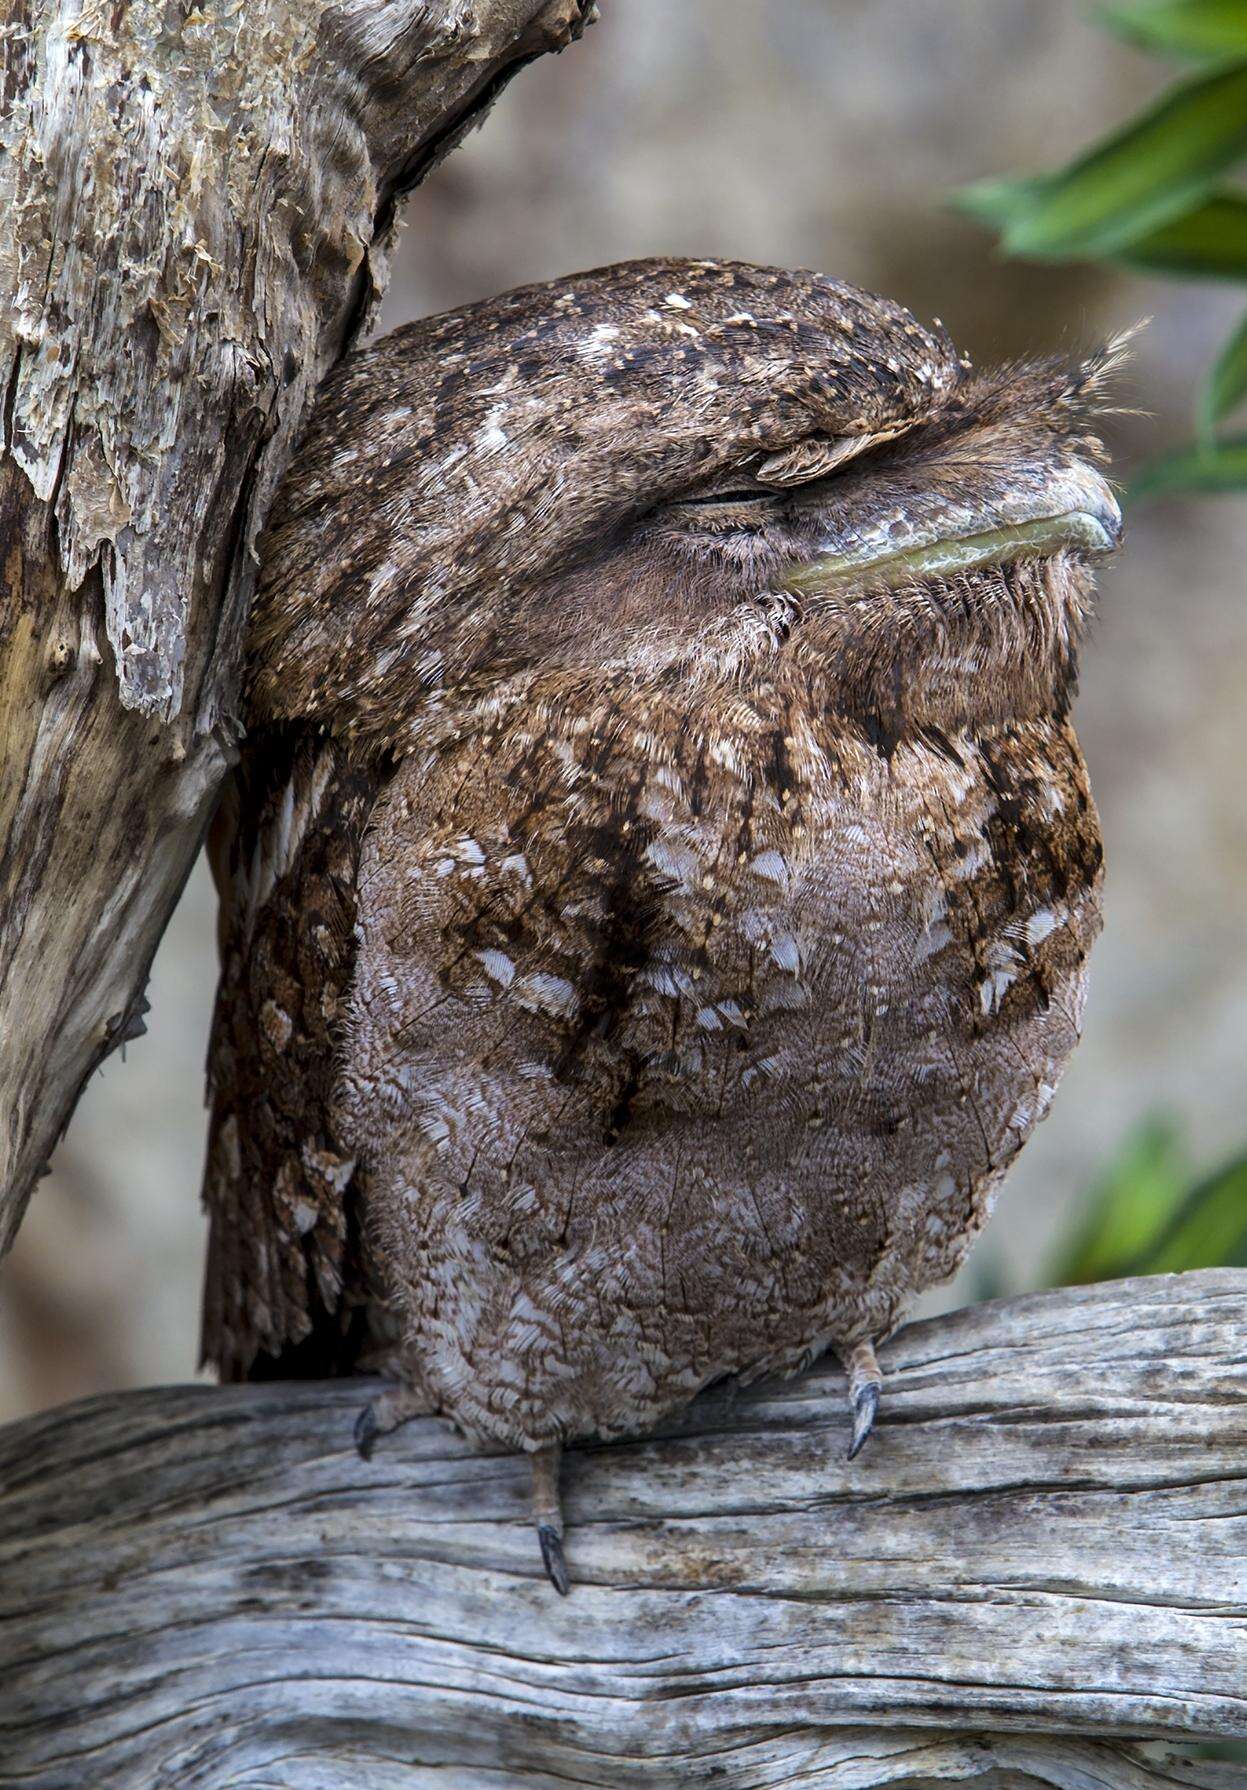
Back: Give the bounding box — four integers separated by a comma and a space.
354, 1402, 379, 1461
537, 1524, 571, 1596
847, 1381, 880, 1461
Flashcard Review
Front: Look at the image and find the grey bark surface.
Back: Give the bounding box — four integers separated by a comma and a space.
2, 1270, 1244, 1788
0, 0, 594, 1248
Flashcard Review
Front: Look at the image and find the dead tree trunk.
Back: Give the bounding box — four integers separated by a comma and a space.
0, 0, 594, 1248
2, 1271, 1244, 1788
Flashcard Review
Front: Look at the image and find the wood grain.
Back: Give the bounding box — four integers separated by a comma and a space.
0, 0, 595, 1246
2, 1271, 1244, 1788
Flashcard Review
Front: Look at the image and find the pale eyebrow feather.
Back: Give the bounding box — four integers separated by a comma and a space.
755, 422, 916, 487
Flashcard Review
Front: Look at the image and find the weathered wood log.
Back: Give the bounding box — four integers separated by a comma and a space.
3, 1270, 1244, 1788
0, 0, 594, 1248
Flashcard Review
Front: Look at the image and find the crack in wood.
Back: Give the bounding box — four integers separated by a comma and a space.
0, 1272, 1243, 1787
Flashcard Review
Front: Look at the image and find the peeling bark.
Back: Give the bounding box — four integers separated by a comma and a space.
0, 0, 596, 1245
1, 1272, 1243, 1788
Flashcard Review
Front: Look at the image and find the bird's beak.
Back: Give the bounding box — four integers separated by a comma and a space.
783, 462, 1122, 598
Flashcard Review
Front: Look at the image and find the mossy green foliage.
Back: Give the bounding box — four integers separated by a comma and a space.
1050, 1116, 1247, 1284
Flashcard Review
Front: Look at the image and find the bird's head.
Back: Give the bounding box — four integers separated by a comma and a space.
250, 258, 1122, 751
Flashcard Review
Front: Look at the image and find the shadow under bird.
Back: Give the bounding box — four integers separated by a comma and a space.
202, 258, 1122, 1594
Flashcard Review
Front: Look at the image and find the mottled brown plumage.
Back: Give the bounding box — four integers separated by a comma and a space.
203, 258, 1120, 1590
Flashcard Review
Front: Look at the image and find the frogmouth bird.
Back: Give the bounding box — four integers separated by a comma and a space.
203, 258, 1120, 1594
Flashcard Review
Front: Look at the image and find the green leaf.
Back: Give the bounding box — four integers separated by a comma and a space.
1051, 1127, 1247, 1289
1199, 310, 1247, 432
1112, 187, 1247, 277
1050, 1118, 1189, 1285
1142, 1152, 1247, 1271
954, 60, 1247, 259
1099, 0, 1247, 59
1133, 431, 1247, 493
955, 175, 1049, 230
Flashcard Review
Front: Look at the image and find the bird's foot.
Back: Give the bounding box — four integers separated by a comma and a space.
530, 1443, 570, 1595
354, 1382, 428, 1461
843, 1337, 884, 1461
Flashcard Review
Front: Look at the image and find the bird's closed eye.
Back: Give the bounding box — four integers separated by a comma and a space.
678, 488, 770, 507
653, 481, 775, 525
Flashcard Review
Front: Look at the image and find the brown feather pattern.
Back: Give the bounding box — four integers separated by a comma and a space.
202, 258, 1114, 1462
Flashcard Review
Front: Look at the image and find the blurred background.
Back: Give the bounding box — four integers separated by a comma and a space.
3, 0, 1244, 1421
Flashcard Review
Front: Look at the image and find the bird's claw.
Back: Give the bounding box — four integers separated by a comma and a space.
530, 1444, 571, 1594
353, 1381, 429, 1460
847, 1380, 880, 1460
843, 1337, 883, 1461
537, 1523, 570, 1596
354, 1401, 379, 1460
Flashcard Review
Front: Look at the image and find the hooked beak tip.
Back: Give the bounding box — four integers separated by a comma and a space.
1087, 487, 1124, 554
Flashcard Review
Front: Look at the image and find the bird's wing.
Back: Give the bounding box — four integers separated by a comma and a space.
200, 736, 377, 1381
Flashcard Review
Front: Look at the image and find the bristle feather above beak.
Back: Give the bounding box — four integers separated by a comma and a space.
1066, 321, 1147, 418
